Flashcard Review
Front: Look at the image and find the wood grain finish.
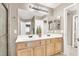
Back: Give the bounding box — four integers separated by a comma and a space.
54, 38, 63, 53
16, 37, 63, 56
30, 40, 41, 47
34, 46, 45, 56
41, 40, 46, 46
17, 48, 33, 56
16, 42, 27, 50
46, 39, 51, 45
46, 39, 55, 56
46, 44, 54, 56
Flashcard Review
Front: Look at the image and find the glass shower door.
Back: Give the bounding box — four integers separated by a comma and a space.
0, 4, 8, 56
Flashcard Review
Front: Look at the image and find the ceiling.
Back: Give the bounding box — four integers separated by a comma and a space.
39, 3, 61, 8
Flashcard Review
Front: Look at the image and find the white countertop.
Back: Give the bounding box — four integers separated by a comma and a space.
16, 34, 63, 43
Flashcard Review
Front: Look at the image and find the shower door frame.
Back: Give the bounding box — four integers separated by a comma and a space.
1, 3, 8, 56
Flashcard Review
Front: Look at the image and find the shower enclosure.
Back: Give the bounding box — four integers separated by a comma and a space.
0, 3, 8, 56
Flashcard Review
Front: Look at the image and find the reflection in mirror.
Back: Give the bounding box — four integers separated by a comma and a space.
48, 21, 53, 30
54, 20, 61, 30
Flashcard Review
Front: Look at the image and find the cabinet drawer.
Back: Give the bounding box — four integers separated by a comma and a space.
17, 48, 33, 56
16, 42, 27, 50
30, 40, 41, 47
17, 49, 26, 56
55, 38, 63, 43
41, 40, 46, 46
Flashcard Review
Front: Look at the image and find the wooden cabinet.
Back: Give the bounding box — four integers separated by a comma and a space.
34, 40, 46, 56
16, 37, 63, 56
34, 46, 45, 56
46, 39, 55, 56
46, 39, 51, 45
46, 38, 63, 55
54, 38, 63, 54
16, 42, 27, 50
46, 44, 54, 56
17, 48, 33, 56
30, 40, 41, 47
41, 40, 46, 46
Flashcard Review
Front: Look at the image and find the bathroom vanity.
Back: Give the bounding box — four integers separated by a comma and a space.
16, 34, 63, 56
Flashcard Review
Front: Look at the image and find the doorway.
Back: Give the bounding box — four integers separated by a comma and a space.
64, 4, 78, 56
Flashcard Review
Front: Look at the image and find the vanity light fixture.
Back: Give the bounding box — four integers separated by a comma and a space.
28, 4, 48, 13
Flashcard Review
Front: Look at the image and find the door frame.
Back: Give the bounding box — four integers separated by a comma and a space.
63, 3, 77, 55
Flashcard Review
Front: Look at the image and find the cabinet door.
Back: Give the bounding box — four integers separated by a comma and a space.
46, 39, 51, 45
46, 44, 54, 56
17, 48, 33, 56
54, 39, 63, 53
41, 40, 46, 46
34, 46, 45, 56
16, 42, 26, 50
